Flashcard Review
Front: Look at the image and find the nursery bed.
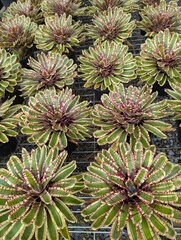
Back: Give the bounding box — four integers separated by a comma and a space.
0, 1, 180, 239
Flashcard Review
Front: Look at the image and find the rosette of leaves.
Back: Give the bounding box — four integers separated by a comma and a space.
79, 42, 137, 91
41, 0, 86, 17
82, 142, 181, 240
136, 29, 181, 86
0, 96, 22, 143
3, 0, 44, 24
20, 88, 91, 150
137, 0, 181, 37
34, 13, 85, 54
88, 0, 139, 14
87, 7, 135, 45
92, 83, 173, 149
0, 15, 37, 60
21, 52, 77, 97
0, 48, 21, 97
0, 145, 84, 240
166, 82, 181, 123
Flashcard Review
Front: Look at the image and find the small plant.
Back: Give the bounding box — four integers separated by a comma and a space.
34, 13, 85, 54
0, 96, 22, 143
0, 48, 21, 97
0, 145, 84, 240
20, 88, 91, 150
82, 142, 181, 240
0, 15, 37, 60
88, 0, 139, 14
41, 0, 85, 17
3, 0, 44, 24
79, 41, 137, 91
137, 0, 181, 37
166, 82, 181, 123
87, 7, 135, 45
136, 29, 181, 86
20, 52, 77, 97
92, 83, 173, 149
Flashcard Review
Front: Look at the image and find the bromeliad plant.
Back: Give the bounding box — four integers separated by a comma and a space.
0, 48, 21, 97
0, 96, 22, 143
137, 0, 181, 37
166, 82, 181, 123
92, 83, 173, 149
41, 0, 86, 17
82, 142, 181, 240
34, 13, 85, 54
20, 51, 77, 97
87, 7, 135, 45
20, 88, 91, 150
0, 145, 84, 240
3, 0, 44, 24
136, 29, 181, 86
79, 41, 137, 91
0, 15, 37, 60
88, 0, 139, 14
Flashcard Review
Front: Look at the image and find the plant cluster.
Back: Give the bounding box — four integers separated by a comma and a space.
87, 7, 135, 45
137, 0, 181, 37
20, 88, 91, 150
82, 142, 181, 240
79, 41, 137, 91
41, 0, 85, 17
92, 84, 173, 149
0, 48, 21, 97
0, 96, 22, 143
20, 52, 77, 97
34, 13, 85, 54
136, 29, 181, 86
3, 0, 44, 24
0, 14, 37, 60
0, 146, 84, 240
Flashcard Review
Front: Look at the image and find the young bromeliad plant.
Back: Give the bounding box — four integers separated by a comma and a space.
136, 29, 181, 86
86, 7, 135, 45
41, 0, 86, 18
0, 96, 22, 143
92, 83, 173, 149
137, 0, 181, 37
79, 41, 137, 91
82, 142, 181, 240
20, 51, 77, 97
87, 0, 139, 14
0, 48, 21, 97
20, 88, 91, 150
34, 13, 85, 54
0, 145, 84, 240
0, 15, 37, 60
3, 0, 44, 24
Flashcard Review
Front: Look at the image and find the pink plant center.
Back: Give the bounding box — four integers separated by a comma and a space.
95, 56, 115, 77
8, 25, 23, 42
38, 67, 59, 86
53, 27, 71, 44
151, 13, 171, 32
100, 21, 119, 40
54, 1, 73, 15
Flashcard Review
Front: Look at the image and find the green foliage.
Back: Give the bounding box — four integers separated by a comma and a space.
0, 97, 22, 143
87, 7, 135, 44
20, 52, 77, 97
3, 0, 43, 24
41, 0, 86, 17
0, 49, 21, 97
20, 0, 43, 6
0, 145, 84, 240
20, 88, 91, 150
92, 83, 173, 149
166, 82, 181, 122
88, 0, 139, 14
82, 142, 181, 240
0, 15, 37, 60
79, 41, 136, 91
34, 13, 85, 54
136, 29, 181, 86
137, 0, 181, 37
